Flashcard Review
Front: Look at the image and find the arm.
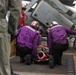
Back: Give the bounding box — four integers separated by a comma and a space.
33, 33, 42, 58
37, 33, 42, 46
47, 30, 53, 55
8, 0, 22, 36
64, 27, 76, 35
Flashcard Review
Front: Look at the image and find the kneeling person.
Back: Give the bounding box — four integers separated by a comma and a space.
47, 21, 76, 68
16, 21, 42, 65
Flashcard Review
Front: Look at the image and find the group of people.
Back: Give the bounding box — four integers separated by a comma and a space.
16, 21, 42, 65
16, 20, 76, 68
1, 0, 76, 75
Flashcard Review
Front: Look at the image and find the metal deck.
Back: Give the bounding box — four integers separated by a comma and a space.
10, 49, 76, 75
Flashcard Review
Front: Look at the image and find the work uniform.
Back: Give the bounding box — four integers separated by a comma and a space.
18, 11, 27, 28
0, 0, 21, 75
48, 25, 76, 65
16, 26, 41, 63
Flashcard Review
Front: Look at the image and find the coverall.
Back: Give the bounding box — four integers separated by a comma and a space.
18, 11, 27, 28
0, 0, 21, 75
16, 26, 42, 63
48, 25, 76, 65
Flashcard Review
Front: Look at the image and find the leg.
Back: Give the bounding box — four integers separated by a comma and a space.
53, 50, 58, 65
10, 65, 13, 74
49, 55, 54, 69
17, 46, 25, 63
57, 51, 63, 65
24, 47, 32, 65
0, 33, 11, 75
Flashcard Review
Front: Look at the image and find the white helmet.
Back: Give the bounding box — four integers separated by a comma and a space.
51, 21, 58, 25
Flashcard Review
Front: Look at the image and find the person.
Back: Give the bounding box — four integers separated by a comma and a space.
0, 0, 21, 75
47, 21, 76, 68
18, 4, 27, 29
16, 21, 42, 65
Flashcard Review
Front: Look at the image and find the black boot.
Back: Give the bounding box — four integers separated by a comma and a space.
49, 55, 54, 69
25, 54, 31, 65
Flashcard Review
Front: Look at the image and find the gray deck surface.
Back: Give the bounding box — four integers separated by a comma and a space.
11, 49, 75, 75
11, 37, 75, 75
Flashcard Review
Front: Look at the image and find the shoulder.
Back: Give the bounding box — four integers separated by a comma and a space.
51, 25, 63, 29
25, 26, 36, 32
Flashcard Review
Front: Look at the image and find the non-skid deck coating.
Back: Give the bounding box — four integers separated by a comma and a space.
11, 54, 69, 75
11, 37, 76, 75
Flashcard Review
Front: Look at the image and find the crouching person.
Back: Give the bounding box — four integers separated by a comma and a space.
16, 21, 42, 65
47, 21, 76, 68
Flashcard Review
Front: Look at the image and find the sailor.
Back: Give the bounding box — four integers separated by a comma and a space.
16, 21, 42, 65
18, 4, 27, 29
47, 21, 76, 68
0, 0, 21, 75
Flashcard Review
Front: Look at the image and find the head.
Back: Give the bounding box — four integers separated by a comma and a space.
50, 21, 58, 27
22, 4, 26, 11
30, 21, 40, 30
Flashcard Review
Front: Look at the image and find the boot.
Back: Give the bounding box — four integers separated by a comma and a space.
25, 54, 31, 65
49, 55, 54, 69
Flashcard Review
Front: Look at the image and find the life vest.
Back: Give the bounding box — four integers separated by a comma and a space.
18, 11, 27, 27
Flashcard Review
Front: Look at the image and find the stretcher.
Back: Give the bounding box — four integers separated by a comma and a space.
34, 45, 54, 69
35, 45, 49, 62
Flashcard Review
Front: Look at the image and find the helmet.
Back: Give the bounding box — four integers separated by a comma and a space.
49, 21, 58, 27
30, 21, 39, 29
22, 4, 26, 11
22, 4, 26, 8
51, 21, 58, 25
